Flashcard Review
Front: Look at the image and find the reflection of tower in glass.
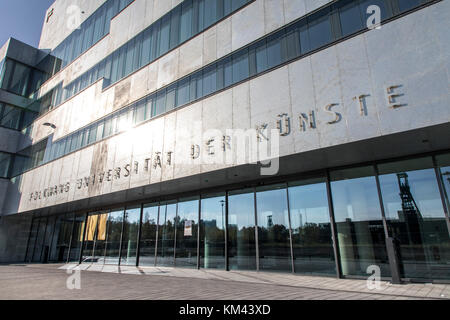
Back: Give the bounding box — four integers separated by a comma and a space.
396, 173, 425, 262
267, 215, 273, 228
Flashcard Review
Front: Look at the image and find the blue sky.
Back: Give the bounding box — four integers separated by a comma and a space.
0, 0, 55, 48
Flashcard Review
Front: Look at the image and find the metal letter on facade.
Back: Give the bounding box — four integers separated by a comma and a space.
166, 152, 173, 166
353, 94, 370, 116
223, 136, 231, 152
153, 152, 162, 169
299, 111, 316, 131
124, 164, 131, 177
386, 85, 405, 109
256, 124, 269, 142
191, 145, 200, 159
324, 103, 341, 124
206, 138, 215, 155
276, 113, 291, 136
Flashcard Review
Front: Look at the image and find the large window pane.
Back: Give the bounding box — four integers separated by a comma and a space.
104, 209, 124, 265
81, 213, 101, 263
232, 49, 249, 84
92, 212, 108, 264
378, 157, 450, 281
68, 213, 86, 262
437, 154, 450, 213
200, 193, 226, 269
180, 0, 194, 42
307, 8, 332, 51
398, 0, 423, 13
139, 203, 159, 266
120, 206, 141, 266
337, 0, 364, 37
228, 189, 256, 270
1, 105, 22, 130
0, 153, 11, 178
49, 214, 73, 263
156, 201, 177, 267
288, 179, 336, 276
32, 217, 48, 262
256, 184, 292, 272
175, 198, 199, 268
330, 166, 390, 277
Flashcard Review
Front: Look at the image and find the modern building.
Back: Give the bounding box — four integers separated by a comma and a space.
0, 0, 449, 284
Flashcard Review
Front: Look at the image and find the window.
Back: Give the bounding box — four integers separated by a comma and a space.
232, 49, 249, 84
176, 77, 190, 107
307, 8, 332, 50
139, 203, 159, 266
0, 152, 11, 178
166, 84, 177, 111
104, 209, 124, 265
121, 206, 141, 266
159, 15, 171, 56
202, 64, 217, 96
256, 184, 292, 272
170, 6, 181, 49
153, 89, 167, 117
156, 201, 177, 267
330, 166, 391, 277
228, 189, 256, 270
288, 178, 335, 276
176, 197, 199, 268
337, 0, 364, 37
180, 0, 194, 42
200, 193, 226, 269
398, 0, 424, 13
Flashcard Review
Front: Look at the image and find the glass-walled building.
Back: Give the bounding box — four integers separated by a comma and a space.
0, 0, 449, 284
23, 152, 450, 282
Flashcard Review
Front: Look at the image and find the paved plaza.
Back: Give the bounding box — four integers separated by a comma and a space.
0, 264, 448, 300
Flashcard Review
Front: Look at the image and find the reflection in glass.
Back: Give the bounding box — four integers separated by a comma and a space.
256, 185, 291, 272
32, 217, 48, 262
288, 179, 336, 276
176, 198, 199, 268
228, 189, 256, 270
49, 214, 72, 263
331, 166, 390, 277
41, 216, 56, 263
121, 207, 141, 266
68, 213, 86, 262
379, 158, 450, 280
26, 218, 40, 262
139, 203, 159, 266
156, 202, 177, 267
92, 212, 108, 264
104, 209, 124, 265
200, 194, 226, 269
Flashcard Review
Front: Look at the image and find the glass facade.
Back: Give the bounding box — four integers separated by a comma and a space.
23, 153, 450, 281
378, 158, 450, 280
228, 189, 257, 271
22, 0, 433, 177
200, 194, 226, 269
288, 179, 336, 276
331, 166, 390, 277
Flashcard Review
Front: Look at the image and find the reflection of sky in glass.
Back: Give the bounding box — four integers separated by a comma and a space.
288, 183, 330, 229
177, 199, 199, 223
142, 204, 158, 224
331, 177, 382, 222
201, 196, 225, 230
228, 191, 255, 230
256, 187, 288, 228
380, 169, 445, 219
441, 166, 450, 208
125, 207, 141, 224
